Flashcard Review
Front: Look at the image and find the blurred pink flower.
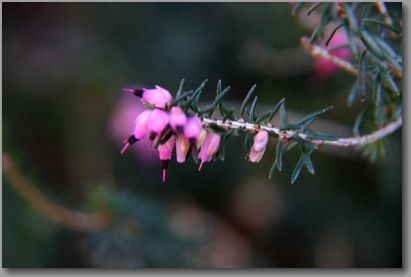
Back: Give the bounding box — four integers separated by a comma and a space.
198, 131, 221, 171
314, 28, 352, 79
108, 94, 158, 164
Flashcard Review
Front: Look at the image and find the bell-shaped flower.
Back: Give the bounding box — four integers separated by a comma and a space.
248, 130, 268, 163
169, 106, 187, 134
175, 134, 190, 163
196, 128, 208, 149
133, 109, 151, 140
148, 109, 169, 140
184, 116, 203, 145
198, 131, 221, 171
123, 85, 172, 108
120, 109, 152, 154
158, 135, 176, 182
142, 85, 173, 109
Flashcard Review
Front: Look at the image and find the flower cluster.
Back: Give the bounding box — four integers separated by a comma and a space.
120, 85, 269, 182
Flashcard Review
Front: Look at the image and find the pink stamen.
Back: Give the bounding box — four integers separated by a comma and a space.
122, 88, 135, 93
120, 142, 130, 155
162, 169, 167, 183
198, 161, 205, 171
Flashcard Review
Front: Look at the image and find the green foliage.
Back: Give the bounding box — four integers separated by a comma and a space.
294, 2, 402, 161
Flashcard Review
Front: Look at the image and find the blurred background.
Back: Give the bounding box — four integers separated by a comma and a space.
2, 3, 402, 268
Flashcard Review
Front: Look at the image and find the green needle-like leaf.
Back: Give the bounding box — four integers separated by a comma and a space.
362, 18, 401, 34
269, 159, 278, 179
176, 78, 185, 99
276, 141, 286, 171
358, 50, 367, 102
279, 101, 289, 125
380, 67, 400, 96
291, 156, 305, 184
296, 106, 333, 125
301, 146, 315, 175
353, 110, 366, 136
249, 96, 258, 123
268, 98, 285, 121
306, 2, 322, 16
240, 84, 257, 118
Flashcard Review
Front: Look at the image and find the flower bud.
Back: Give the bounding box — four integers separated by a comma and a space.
249, 130, 268, 163
148, 109, 169, 140
169, 106, 187, 134
141, 85, 173, 109
198, 131, 221, 171
184, 116, 203, 145
175, 134, 190, 163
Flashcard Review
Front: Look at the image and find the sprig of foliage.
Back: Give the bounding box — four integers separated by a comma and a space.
294, 2, 402, 161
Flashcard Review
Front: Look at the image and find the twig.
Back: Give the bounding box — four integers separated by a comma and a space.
201, 116, 402, 147
300, 36, 359, 76
374, 2, 394, 26
3, 153, 110, 232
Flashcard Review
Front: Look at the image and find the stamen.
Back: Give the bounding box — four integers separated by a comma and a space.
162, 169, 167, 183
161, 160, 169, 183
120, 142, 130, 155
198, 160, 205, 171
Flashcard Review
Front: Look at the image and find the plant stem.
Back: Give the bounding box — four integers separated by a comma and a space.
3, 153, 110, 232
202, 116, 402, 147
300, 36, 359, 76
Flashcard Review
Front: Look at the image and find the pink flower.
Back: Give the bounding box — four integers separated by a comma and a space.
198, 131, 221, 171
108, 94, 157, 164
158, 135, 176, 161
196, 128, 208, 149
120, 109, 152, 155
142, 85, 173, 109
248, 130, 268, 163
123, 85, 173, 109
314, 28, 352, 79
133, 109, 151, 140
184, 116, 203, 144
158, 135, 176, 182
148, 109, 169, 140
176, 134, 190, 163
169, 106, 187, 134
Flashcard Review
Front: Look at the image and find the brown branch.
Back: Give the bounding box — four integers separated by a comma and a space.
374, 2, 394, 26
3, 153, 110, 232
300, 36, 359, 76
